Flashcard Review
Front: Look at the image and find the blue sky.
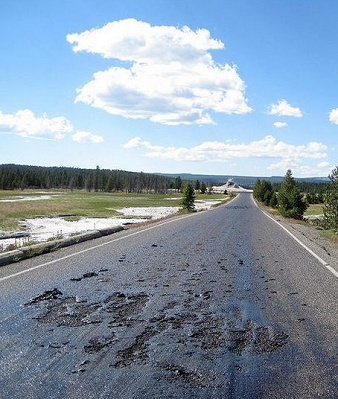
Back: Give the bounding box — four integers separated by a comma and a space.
1, 0, 338, 177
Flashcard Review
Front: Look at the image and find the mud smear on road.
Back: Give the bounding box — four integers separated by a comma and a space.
227, 321, 289, 355
27, 289, 150, 328
70, 271, 99, 281
84, 336, 114, 354
159, 363, 213, 388
33, 296, 102, 327
26, 283, 289, 391
105, 292, 149, 327
26, 288, 63, 304
113, 326, 157, 368
190, 315, 226, 349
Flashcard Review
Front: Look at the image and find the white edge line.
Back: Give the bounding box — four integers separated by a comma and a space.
252, 197, 338, 279
0, 213, 193, 282
0, 197, 238, 283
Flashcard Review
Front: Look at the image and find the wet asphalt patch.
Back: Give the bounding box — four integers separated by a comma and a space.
84, 336, 114, 354
22, 248, 292, 393
26, 284, 289, 387
26, 288, 63, 304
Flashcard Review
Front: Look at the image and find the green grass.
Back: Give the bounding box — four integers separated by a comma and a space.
304, 203, 324, 216
0, 190, 230, 232
321, 229, 336, 238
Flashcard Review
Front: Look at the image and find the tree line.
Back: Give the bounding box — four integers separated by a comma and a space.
253, 169, 309, 219
0, 164, 217, 194
253, 168, 338, 228
0, 164, 178, 193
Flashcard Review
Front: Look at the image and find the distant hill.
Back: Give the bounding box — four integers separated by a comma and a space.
157, 173, 329, 187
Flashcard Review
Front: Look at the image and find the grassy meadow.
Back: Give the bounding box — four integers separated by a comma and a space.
304, 203, 324, 216
0, 190, 230, 232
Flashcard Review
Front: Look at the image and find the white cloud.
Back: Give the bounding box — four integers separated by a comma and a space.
274, 121, 288, 128
317, 161, 330, 169
68, 19, 252, 125
0, 108, 103, 144
72, 131, 104, 143
268, 100, 302, 118
267, 159, 331, 177
0, 109, 73, 139
124, 135, 327, 162
329, 108, 338, 124
67, 18, 224, 64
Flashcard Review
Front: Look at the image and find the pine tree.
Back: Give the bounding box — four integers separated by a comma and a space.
322, 165, 338, 232
181, 182, 195, 211
277, 169, 308, 219
174, 176, 182, 192
94, 165, 101, 192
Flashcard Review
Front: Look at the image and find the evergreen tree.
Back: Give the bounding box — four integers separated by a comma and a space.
253, 179, 276, 207
200, 182, 207, 194
277, 169, 308, 219
269, 192, 278, 207
322, 165, 338, 232
174, 176, 182, 192
105, 174, 114, 192
94, 165, 101, 192
181, 182, 195, 211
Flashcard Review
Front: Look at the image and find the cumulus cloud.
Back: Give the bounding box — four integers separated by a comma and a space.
329, 108, 338, 124
67, 18, 252, 125
0, 108, 103, 144
317, 161, 331, 169
123, 135, 327, 162
67, 18, 224, 63
0, 109, 73, 139
72, 131, 104, 143
268, 100, 302, 118
274, 121, 288, 128
267, 159, 331, 177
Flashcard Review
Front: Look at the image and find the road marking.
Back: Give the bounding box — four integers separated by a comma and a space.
0, 212, 197, 282
256, 202, 338, 279
0, 198, 238, 283
0, 194, 243, 283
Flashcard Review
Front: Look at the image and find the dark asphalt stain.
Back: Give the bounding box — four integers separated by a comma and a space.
34, 296, 102, 327
70, 271, 98, 281
26, 288, 63, 304
113, 326, 157, 368
84, 336, 114, 353
159, 363, 212, 388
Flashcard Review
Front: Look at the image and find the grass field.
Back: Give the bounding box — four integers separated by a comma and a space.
0, 190, 229, 232
304, 203, 324, 216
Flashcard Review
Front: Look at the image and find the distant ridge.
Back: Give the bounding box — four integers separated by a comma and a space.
157, 173, 329, 187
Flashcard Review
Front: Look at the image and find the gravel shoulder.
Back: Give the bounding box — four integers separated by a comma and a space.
260, 206, 338, 274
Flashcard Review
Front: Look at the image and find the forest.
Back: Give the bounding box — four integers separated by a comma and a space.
0, 164, 329, 196
0, 164, 180, 193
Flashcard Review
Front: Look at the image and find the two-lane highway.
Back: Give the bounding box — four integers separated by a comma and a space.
1, 193, 337, 398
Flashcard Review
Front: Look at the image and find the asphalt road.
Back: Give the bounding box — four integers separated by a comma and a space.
1, 193, 337, 398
